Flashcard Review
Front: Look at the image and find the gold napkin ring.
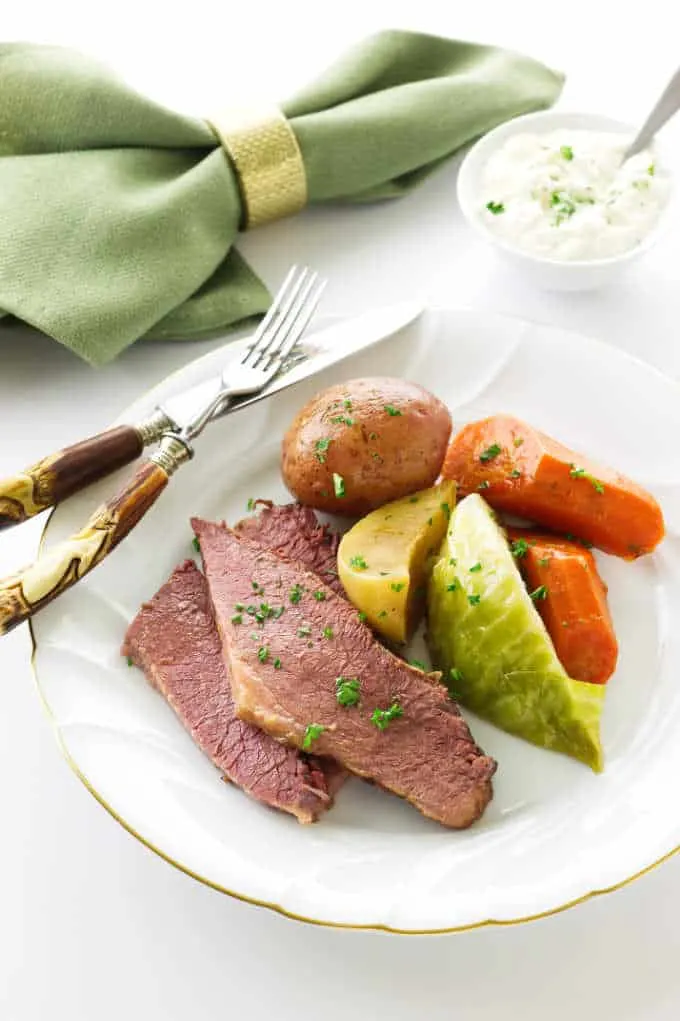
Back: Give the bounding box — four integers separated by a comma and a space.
206, 106, 307, 229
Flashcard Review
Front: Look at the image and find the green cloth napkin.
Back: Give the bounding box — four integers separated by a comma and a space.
0, 31, 563, 364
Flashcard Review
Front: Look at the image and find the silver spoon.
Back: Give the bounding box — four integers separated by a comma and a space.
624, 66, 680, 160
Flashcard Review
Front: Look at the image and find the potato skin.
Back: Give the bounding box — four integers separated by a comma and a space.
281, 377, 452, 515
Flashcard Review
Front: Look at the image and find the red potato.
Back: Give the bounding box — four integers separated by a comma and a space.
507, 529, 618, 685
442, 415, 664, 559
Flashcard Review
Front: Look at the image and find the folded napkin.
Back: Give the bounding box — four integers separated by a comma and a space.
0, 32, 563, 364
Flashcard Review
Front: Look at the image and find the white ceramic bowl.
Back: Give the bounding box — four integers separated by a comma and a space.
457, 110, 674, 291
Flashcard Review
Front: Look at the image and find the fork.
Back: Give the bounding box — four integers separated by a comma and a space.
0, 266, 326, 636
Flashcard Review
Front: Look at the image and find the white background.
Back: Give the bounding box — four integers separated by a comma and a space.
2, 2, 680, 1018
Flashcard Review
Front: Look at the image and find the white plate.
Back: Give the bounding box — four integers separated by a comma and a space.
31, 307, 680, 934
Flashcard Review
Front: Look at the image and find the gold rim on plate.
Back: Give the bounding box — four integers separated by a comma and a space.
26, 321, 680, 935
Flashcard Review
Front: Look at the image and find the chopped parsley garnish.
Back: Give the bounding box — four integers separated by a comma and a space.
333, 473, 345, 498
371, 702, 404, 730
357, 611, 367, 623
335, 676, 361, 707
235, 602, 244, 611
511, 538, 530, 559
449, 558, 457, 566
274, 658, 282, 669
231, 614, 243, 624
478, 480, 491, 490
409, 659, 427, 671
648, 163, 656, 176
273, 606, 285, 619
378, 610, 388, 618
371, 452, 383, 462
322, 626, 334, 640
569, 464, 604, 493
513, 436, 524, 447
486, 200, 505, 215
384, 405, 402, 416
530, 585, 548, 601
343, 398, 353, 410
446, 581, 458, 592
560, 145, 574, 161
314, 438, 331, 463
246, 497, 256, 511
302, 724, 325, 749
297, 625, 312, 638
468, 594, 481, 606
251, 580, 264, 594
368, 431, 379, 441
440, 502, 451, 518
257, 646, 269, 663
449, 667, 464, 683
289, 583, 304, 604
330, 415, 354, 426
192, 536, 200, 553
469, 562, 482, 573
313, 590, 326, 601
508, 469, 522, 479
551, 190, 577, 225
126, 656, 133, 667
480, 443, 502, 463
409, 496, 419, 503
350, 555, 368, 570
390, 582, 405, 592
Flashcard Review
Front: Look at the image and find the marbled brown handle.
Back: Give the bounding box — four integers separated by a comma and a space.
0, 425, 147, 530
0, 459, 170, 636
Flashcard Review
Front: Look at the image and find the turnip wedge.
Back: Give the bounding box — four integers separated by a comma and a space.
427, 494, 605, 771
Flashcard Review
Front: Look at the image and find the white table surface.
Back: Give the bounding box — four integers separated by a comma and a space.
2, 2, 680, 1018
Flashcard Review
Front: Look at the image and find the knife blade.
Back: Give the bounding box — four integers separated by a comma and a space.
157, 302, 423, 432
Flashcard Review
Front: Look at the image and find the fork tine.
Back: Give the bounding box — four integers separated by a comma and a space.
245, 266, 314, 368
264, 278, 327, 372
243, 264, 298, 356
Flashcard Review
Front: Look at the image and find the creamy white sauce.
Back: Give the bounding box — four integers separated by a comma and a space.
480, 129, 671, 261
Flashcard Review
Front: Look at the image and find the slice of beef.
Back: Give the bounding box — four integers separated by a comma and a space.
235, 502, 343, 596
122, 560, 341, 824
193, 518, 497, 830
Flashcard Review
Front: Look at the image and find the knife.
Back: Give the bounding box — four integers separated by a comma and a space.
0, 301, 422, 532
0, 300, 421, 636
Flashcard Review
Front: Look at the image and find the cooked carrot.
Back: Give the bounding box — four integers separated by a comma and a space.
441, 415, 664, 559
507, 529, 618, 685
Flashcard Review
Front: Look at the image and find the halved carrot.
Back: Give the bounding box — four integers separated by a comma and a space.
441, 415, 664, 559
506, 529, 618, 685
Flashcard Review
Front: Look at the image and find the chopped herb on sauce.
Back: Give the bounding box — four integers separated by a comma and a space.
126, 656, 133, 667
390, 582, 405, 592
469, 562, 482, 573
192, 536, 200, 553
440, 502, 451, 518
333, 473, 345, 498
513, 436, 524, 447
508, 469, 522, 479
246, 497, 256, 511
322, 626, 334, 640
302, 724, 325, 749
449, 667, 464, 683
257, 646, 269, 663
330, 415, 354, 426
371, 702, 404, 730
530, 585, 548, 601
274, 658, 282, 669
446, 581, 458, 592
378, 610, 388, 618
350, 555, 368, 570
231, 614, 243, 624
468, 594, 481, 606
313, 590, 326, 601
297, 625, 312, 638
449, 557, 457, 566
357, 611, 368, 623
478, 480, 491, 490
560, 145, 574, 161
384, 404, 402, 416
289, 583, 304, 604
409, 496, 419, 503
343, 398, 353, 410
409, 659, 427, 671
486, 201, 505, 215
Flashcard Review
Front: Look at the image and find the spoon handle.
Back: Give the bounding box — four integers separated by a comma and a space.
626, 66, 680, 159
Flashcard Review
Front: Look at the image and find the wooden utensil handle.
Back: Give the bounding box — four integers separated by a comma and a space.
0, 436, 191, 637
0, 411, 171, 530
